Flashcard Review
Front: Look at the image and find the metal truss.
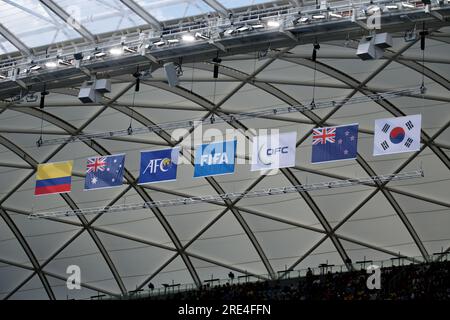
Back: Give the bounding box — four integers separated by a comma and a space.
29, 171, 424, 219
37, 87, 420, 146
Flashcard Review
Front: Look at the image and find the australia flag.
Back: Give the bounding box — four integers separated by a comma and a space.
312, 124, 359, 164
84, 154, 125, 190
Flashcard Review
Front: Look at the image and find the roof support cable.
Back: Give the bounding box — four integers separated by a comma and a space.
419, 22, 429, 95
128, 68, 140, 135
311, 42, 320, 109
36, 85, 48, 148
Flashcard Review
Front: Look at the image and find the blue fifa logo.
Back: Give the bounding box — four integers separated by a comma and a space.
139, 148, 179, 184
194, 140, 237, 178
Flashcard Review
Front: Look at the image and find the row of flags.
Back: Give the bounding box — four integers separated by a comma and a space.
34, 114, 422, 196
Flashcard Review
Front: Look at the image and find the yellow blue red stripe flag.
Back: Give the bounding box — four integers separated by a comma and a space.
35, 161, 73, 196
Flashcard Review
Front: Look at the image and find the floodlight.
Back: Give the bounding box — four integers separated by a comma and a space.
312, 14, 326, 19
109, 47, 123, 56
224, 29, 235, 36
153, 40, 165, 46
58, 59, 72, 66
123, 46, 137, 53
251, 23, 264, 29
385, 4, 399, 9
94, 51, 107, 58
366, 5, 381, 14
237, 25, 250, 32
298, 17, 310, 23
182, 34, 195, 42
329, 12, 343, 18
401, 2, 416, 8
267, 20, 281, 27
195, 32, 210, 40
167, 39, 180, 44
45, 61, 58, 68
30, 65, 42, 71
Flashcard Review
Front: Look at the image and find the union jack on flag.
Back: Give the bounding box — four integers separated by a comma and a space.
312, 124, 359, 164
86, 157, 107, 173
312, 127, 336, 145
84, 154, 125, 190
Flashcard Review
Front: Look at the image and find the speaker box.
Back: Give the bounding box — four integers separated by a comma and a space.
78, 86, 99, 103
164, 62, 179, 87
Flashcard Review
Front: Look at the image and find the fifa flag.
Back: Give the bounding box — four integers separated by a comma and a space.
194, 140, 237, 178
138, 148, 179, 185
312, 124, 359, 164
251, 132, 297, 171
84, 154, 125, 190
373, 115, 421, 156
35, 161, 73, 196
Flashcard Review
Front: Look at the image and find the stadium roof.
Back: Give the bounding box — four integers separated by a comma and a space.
0, 0, 449, 300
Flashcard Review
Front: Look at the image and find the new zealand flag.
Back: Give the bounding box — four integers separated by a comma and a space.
312, 124, 359, 164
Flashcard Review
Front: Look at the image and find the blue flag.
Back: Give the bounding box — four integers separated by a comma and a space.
194, 140, 237, 178
312, 124, 359, 164
84, 154, 125, 190
138, 148, 179, 185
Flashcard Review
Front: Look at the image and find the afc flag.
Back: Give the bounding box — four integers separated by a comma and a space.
138, 148, 179, 185
312, 124, 359, 164
373, 114, 421, 156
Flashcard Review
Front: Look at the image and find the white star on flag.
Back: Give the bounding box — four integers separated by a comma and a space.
344, 150, 349, 155
91, 176, 98, 184
338, 139, 343, 144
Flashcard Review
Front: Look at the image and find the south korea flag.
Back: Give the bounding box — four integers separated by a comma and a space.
373, 114, 421, 156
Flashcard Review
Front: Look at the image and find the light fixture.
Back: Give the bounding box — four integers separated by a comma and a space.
45, 61, 58, 68
267, 20, 280, 27
194, 32, 210, 40
58, 59, 72, 66
109, 47, 123, 56
123, 46, 137, 53
366, 5, 381, 14
385, 4, 399, 9
329, 12, 343, 18
312, 14, 326, 19
236, 25, 250, 32
251, 23, 264, 29
298, 17, 310, 23
223, 28, 235, 36
0, 74, 6, 80
94, 51, 107, 58
30, 65, 42, 71
182, 33, 195, 42
153, 39, 165, 46
401, 2, 416, 8
167, 39, 180, 44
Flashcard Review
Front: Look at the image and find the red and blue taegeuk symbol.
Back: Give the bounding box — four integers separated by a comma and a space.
389, 127, 405, 144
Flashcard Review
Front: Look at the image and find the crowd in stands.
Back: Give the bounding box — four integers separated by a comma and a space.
144, 261, 449, 300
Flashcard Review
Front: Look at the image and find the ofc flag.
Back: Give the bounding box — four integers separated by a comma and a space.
251, 132, 297, 171
312, 124, 359, 164
373, 114, 421, 156
138, 148, 179, 184
84, 154, 125, 190
35, 161, 73, 196
194, 140, 237, 178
